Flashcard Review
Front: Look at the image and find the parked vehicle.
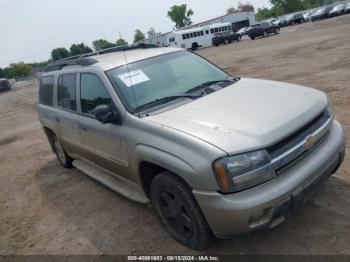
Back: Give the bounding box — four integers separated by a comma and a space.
0, 78, 11, 92
289, 13, 305, 25
212, 31, 242, 46
236, 27, 250, 36
310, 6, 333, 21
38, 44, 346, 250
345, 2, 350, 13
272, 18, 283, 26
279, 13, 305, 27
247, 22, 280, 40
328, 4, 345, 17
303, 11, 314, 22
168, 22, 233, 51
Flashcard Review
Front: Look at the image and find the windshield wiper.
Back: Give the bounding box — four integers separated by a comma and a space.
185, 79, 237, 94
133, 94, 200, 113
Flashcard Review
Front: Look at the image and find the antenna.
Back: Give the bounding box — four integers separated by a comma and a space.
119, 32, 138, 109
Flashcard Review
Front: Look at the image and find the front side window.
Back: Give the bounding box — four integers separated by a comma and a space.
39, 75, 54, 106
107, 51, 230, 112
80, 73, 112, 116
57, 74, 77, 111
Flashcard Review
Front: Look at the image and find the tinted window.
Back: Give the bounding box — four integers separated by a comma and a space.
205, 30, 209, 34
39, 76, 54, 106
186, 33, 190, 38
57, 74, 77, 111
210, 29, 214, 34
80, 73, 112, 116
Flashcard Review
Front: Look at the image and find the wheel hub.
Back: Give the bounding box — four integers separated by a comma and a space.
159, 190, 193, 238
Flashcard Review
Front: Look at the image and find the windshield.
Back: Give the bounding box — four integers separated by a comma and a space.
107, 51, 231, 112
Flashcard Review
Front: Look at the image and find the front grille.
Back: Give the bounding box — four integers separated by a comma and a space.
275, 132, 329, 175
267, 111, 329, 159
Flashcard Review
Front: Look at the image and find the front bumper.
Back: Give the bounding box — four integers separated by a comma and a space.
193, 120, 346, 238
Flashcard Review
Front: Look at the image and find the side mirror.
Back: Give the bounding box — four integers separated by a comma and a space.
94, 104, 120, 124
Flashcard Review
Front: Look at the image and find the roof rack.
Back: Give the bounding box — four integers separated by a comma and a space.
44, 43, 158, 72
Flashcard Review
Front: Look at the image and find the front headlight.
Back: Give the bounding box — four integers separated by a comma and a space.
213, 150, 276, 193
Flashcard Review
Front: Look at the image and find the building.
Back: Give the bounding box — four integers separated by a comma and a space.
140, 12, 256, 47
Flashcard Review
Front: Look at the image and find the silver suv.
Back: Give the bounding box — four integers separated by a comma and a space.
37, 45, 346, 250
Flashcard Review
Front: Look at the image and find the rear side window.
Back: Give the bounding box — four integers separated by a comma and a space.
57, 74, 77, 111
39, 76, 54, 106
80, 73, 112, 116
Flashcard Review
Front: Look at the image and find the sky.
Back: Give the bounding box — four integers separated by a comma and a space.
0, 0, 270, 67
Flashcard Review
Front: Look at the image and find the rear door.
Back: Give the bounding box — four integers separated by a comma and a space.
76, 72, 129, 177
54, 73, 83, 156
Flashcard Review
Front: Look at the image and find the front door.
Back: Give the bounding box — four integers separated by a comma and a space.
76, 72, 129, 178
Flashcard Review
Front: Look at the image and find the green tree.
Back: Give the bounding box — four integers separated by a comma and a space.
147, 27, 161, 38
51, 47, 70, 61
0, 68, 4, 78
92, 39, 116, 51
116, 38, 128, 46
167, 4, 194, 28
226, 7, 237, 14
29, 60, 52, 68
270, 0, 304, 13
147, 27, 156, 38
69, 43, 93, 56
237, 1, 255, 12
133, 29, 145, 43
3, 63, 32, 79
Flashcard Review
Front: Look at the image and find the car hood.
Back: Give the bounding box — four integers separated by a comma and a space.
146, 78, 327, 154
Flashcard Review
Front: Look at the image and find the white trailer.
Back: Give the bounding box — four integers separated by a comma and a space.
168, 22, 232, 50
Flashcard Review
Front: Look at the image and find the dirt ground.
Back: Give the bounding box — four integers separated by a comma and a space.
0, 15, 349, 255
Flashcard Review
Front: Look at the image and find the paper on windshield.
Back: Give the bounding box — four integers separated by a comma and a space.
118, 70, 150, 87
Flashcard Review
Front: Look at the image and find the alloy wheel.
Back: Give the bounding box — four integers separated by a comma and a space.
159, 190, 193, 239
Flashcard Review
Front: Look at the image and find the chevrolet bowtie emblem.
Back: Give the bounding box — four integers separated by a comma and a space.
304, 135, 317, 150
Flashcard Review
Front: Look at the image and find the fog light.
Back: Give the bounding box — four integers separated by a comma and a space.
249, 207, 273, 228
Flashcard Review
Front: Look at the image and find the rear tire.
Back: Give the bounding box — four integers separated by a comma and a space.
53, 135, 73, 168
250, 36, 255, 40
150, 172, 213, 250
191, 42, 199, 51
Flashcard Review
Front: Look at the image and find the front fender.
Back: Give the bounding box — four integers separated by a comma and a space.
132, 144, 197, 188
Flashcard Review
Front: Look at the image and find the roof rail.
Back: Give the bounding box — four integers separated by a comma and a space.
44, 58, 98, 72
44, 43, 158, 72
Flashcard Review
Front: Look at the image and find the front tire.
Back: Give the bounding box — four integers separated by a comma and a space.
150, 172, 213, 250
263, 31, 268, 38
275, 28, 280, 34
53, 135, 73, 168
